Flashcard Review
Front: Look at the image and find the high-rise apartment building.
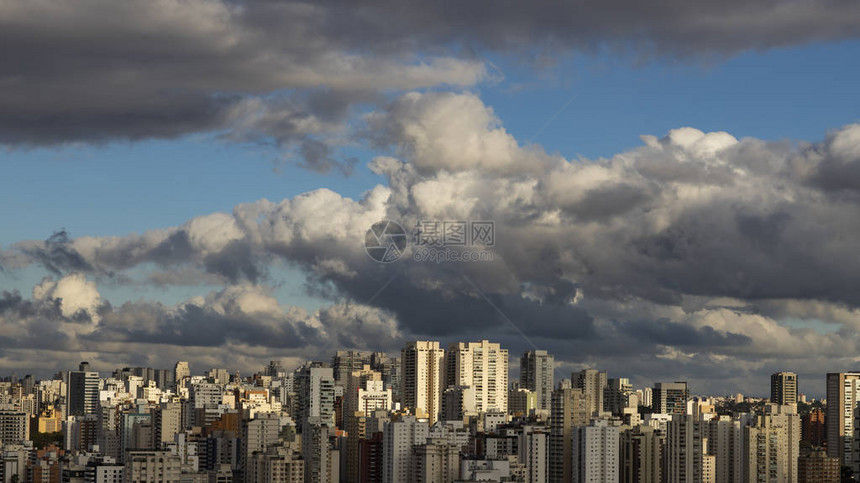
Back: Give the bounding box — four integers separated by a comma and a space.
549, 381, 589, 483
508, 388, 537, 417
382, 415, 429, 483
173, 361, 191, 389
666, 414, 706, 483
151, 402, 182, 446
620, 424, 665, 483
518, 425, 548, 483
771, 372, 798, 405
520, 350, 554, 412
653, 382, 689, 415
742, 405, 800, 483
248, 445, 304, 483
571, 420, 619, 483
294, 364, 335, 431
68, 363, 99, 416
355, 380, 392, 417
401, 341, 445, 424
124, 451, 182, 483
798, 448, 840, 483
84, 458, 125, 483
605, 377, 634, 415
345, 365, 391, 420
265, 360, 287, 378
358, 432, 385, 483
243, 412, 281, 479
445, 340, 508, 414
706, 415, 747, 483
572, 369, 607, 418
302, 418, 333, 483
826, 372, 860, 471
208, 368, 230, 385
441, 386, 476, 421
410, 438, 461, 483
190, 382, 223, 412
332, 351, 373, 385
641, 388, 653, 408
0, 410, 29, 445
802, 408, 825, 447
370, 352, 401, 404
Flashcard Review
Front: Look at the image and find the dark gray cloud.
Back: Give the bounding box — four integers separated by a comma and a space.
0, 277, 406, 377
3, 0, 860, 172
304, 0, 860, 56
19, 230, 95, 276
0, 0, 484, 171
0, 290, 62, 320
618, 319, 752, 348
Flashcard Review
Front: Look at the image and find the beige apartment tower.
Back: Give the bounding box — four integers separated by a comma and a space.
401, 341, 445, 424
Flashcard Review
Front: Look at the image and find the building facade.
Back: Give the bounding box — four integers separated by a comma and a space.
571, 420, 619, 483
401, 342, 445, 425
826, 372, 860, 472
445, 340, 508, 415
770, 372, 798, 406
519, 350, 554, 412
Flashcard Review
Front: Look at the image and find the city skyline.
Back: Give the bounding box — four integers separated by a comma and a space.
2, 1, 860, 399
0, 342, 831, 483
0, 347, 821, 402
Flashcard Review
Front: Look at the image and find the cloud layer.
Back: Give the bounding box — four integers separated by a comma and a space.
4, 0, 860, 171
0, 274, 402, 377
4, 91, 860, 395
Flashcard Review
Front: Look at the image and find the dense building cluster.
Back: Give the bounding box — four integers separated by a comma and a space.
0, 342, 846, 482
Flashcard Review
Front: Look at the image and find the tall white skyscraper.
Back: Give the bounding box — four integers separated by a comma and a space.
401, 341, 445, 424
445, 340, 509, 414
572, 420, 619, 483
